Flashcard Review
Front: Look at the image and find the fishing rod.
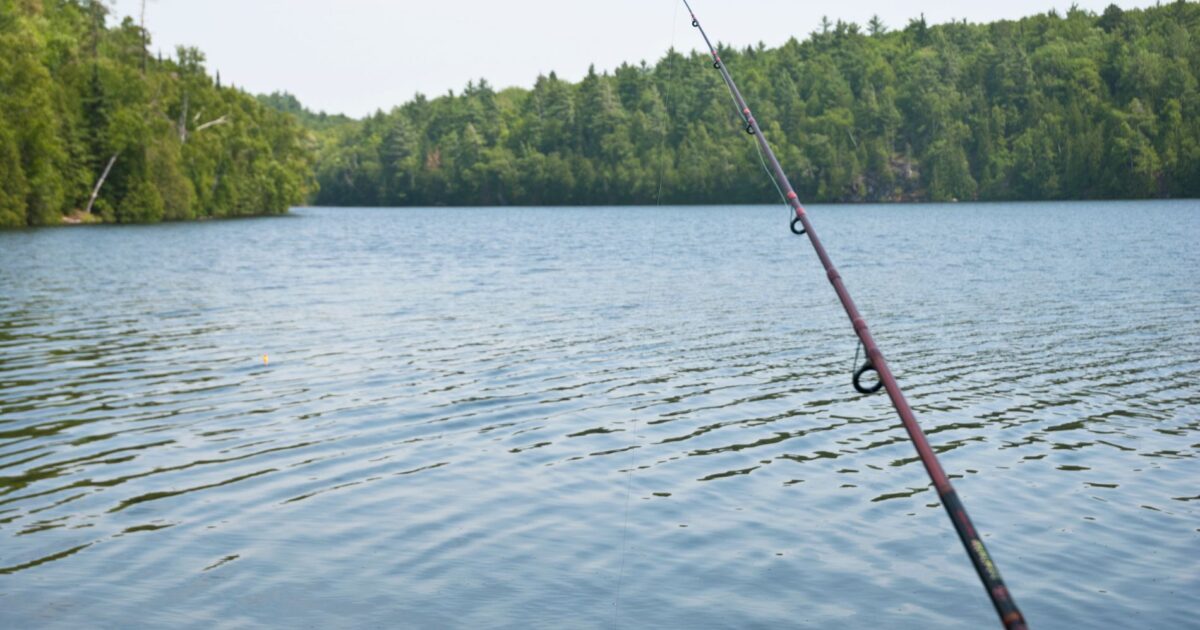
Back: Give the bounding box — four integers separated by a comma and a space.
679, 2, 1027, 628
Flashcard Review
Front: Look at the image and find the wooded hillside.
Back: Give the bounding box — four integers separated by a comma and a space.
305, 3, 1200, 206
0, 0, 314, 227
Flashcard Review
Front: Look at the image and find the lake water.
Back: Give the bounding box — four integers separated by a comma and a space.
1, 202, 1197, 628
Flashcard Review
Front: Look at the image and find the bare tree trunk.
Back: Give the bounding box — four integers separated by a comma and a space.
85, 153, 120, 215
195, 116, 228, 133
178, 90, 188, 144
140, 0, 148, 74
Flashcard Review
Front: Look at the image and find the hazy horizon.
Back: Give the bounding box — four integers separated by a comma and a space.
109, 0, 1158, 118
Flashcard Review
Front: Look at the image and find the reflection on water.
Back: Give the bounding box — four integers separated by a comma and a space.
0, 202, 1198, 628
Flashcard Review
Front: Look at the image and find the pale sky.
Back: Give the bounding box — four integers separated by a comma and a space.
109, 0, 1155, 118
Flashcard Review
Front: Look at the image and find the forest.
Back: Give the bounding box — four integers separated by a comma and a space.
1, 2, 1198, 226
304, 2, 1200, 207
0, 0, 313, 227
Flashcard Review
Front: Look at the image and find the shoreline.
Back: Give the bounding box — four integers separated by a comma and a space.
6, 198, 1196, 230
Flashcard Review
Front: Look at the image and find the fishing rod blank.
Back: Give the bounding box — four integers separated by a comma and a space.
680, 2, 1028, 628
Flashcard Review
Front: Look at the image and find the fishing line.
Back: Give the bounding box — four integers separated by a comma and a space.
752, 123, 791, 213
614, 6, 680, 627
710, 31, 792, 218
652, 6, 678, 208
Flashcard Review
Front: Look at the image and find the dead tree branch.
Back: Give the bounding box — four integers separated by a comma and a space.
85, 153, 120, 215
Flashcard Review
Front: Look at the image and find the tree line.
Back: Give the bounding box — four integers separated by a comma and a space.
0, 0, 314, 228
303, 2, 1200, 207
2, 2, 1198, 227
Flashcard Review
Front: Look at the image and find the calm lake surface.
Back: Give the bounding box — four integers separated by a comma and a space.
1, 202, 1198, 628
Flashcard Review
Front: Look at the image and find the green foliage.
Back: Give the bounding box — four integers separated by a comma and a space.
0, 0, 314, 226
0, 3, 70, 225
307, 3, 1200, 206
117, 178, 164, 223
0, 123, 29, 228
257, 91, 354, 132
4, 1, 1198, 222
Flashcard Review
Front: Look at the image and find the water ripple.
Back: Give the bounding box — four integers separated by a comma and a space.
0, 202, 1197, 628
